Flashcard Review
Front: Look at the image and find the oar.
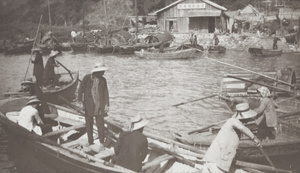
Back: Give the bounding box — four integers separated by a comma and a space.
58, 95, 84, 115
226, 74, 294, 94
188, 119, 227, 135
55, 60, 74, 80
172, 94, 217, 107
258, 145, 275, 167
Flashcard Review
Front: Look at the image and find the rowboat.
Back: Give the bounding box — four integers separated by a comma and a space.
70, 42, 90, 54
248, 48, 282, 57
134, 48, 196, 60
207, 45, 226, 53
3, 39, 34, 55
0, 97, 292, 173
117, 41, 170, 54
4, 72, 79, 105
173, 70, 300, 161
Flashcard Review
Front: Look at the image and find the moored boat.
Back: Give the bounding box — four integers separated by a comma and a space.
207, 45, 226, 53
248, 47, 282, 57
284, 33, 297, 44
0, 97, 292, 173
134, 48, 196, 60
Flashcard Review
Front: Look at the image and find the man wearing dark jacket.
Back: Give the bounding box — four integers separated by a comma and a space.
112, 115, 148, 172
78, 62, 109, 151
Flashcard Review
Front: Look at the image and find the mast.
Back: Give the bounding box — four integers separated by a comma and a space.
135, 0, 138, 39
82, 0, 85, 35
47, 0, 52, 31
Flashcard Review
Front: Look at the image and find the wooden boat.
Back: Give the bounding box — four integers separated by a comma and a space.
134, 48, 196, 60
176, 43, 204, 52
173, 70, 300, 161
248, 48, 282, 57
4, 72, 79, 105
207, 45, 226, 53
0, 97, 292, 173
4, 39, 34, 55
117, 41, 170, 55
70, 42, 90, 54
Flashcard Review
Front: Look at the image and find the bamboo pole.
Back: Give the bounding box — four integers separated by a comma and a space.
47, 0, 52, 31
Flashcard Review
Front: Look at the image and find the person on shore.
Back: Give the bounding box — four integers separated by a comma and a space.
78, 62, 109, 151
31, 48, 44, 86
190, 32, 197, 46
202, 103, 261, 173
254, 86, 278, 141
212, 34, 219, 46
42, 50, 60, 87
71, 31, 77, 43
112, 115, 149, 172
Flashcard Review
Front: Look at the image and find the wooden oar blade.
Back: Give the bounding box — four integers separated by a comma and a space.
172, 94, 217, 107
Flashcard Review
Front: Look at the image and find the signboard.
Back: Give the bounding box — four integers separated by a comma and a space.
177, 3, 206, 9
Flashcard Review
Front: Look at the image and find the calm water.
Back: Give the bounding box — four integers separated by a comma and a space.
0, 50, 299, 172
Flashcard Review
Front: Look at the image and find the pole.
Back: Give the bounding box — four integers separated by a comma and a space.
24, 15, 43, 81
47, 0, 52, 31
172, 94, 217, 107
135, 0, 138, 40
82, 0, 85, 35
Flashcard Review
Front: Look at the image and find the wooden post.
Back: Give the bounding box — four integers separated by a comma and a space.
135, 0, 138, 40
47, 0, 52, 31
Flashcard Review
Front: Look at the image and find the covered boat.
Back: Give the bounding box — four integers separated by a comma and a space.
134, 48, 196, 60
0, 97, 292, 173
248, 48, 282, 57
207, 45, 226, 53
4, 72, 79, 105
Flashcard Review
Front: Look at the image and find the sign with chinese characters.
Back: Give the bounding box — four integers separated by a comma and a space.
177, 3, 206, 9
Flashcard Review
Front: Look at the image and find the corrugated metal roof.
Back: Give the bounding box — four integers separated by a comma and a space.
149, 0, 227, 15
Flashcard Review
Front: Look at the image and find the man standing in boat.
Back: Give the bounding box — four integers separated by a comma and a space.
202, 103, 261, 173
78, 62, 110, 151
31, 48, 44, 86
42, 50, 60, 87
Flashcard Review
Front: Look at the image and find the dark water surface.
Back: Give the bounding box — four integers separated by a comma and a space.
0, 50, 299, 172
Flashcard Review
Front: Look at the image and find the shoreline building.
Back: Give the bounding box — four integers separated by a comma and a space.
149, 0, 227, 33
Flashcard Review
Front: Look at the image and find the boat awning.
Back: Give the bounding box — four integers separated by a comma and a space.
184, 10, 221, 17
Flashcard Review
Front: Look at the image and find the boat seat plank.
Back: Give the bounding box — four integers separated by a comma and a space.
43, 124, 85, 137
142, 154, 174, 171
54, 116, 84, 126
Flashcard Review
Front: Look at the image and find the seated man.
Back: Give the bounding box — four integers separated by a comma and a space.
18, 97, 61, 135
112, 115, 149, 172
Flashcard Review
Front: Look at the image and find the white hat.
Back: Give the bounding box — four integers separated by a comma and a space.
91, 62, 108, 73
27, 98, 41, 105
130, 115, 149, 131
232, 103, 257, 120
49, 50, 59, 57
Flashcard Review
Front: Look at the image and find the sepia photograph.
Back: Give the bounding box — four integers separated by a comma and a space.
0, 0, 299, 172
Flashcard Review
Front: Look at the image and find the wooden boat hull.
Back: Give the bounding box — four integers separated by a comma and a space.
0, 97, 294, 173
208, 45, 226, 53
134, 48, 196, 60
4, 72, 79, 105
4, 40, 34, 55
70, 43, 89, 53
173, 120, 300, 161
248, 48, 282, 57
118, 42, 171, 55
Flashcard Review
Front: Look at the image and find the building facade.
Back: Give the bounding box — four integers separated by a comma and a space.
149, 0, 227, 33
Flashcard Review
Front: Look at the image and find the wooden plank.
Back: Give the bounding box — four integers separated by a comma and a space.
142, 154, 174, 171
43, 124, 85, 137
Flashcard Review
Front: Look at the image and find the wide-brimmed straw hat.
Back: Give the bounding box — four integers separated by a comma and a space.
26, 97, 41, 105
130, 115, 149, 131
232, 103, 257, 120
91, 62, 108, 73
21, 76, 36, 85
49, 50, 59, 57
